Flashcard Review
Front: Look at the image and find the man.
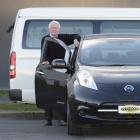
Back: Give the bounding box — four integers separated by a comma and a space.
40, 20, 81, 126
40, 20, 80, 64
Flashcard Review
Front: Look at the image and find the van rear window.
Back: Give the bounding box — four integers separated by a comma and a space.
22, 20, 93, 49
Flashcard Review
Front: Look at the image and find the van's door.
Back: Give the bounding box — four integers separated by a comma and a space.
35, 38, 71, 114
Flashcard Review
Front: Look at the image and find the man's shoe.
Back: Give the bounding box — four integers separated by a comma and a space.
44, 121, 52, 126
58, 120, 67, 126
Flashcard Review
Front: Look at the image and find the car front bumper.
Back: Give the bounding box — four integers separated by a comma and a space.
68, 82, 140, 128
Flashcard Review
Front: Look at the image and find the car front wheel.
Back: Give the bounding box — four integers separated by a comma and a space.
67, 102, 82, 135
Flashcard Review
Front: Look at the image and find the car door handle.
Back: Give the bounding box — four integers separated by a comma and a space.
36, 70, 44, 75
56, 100, 65, 105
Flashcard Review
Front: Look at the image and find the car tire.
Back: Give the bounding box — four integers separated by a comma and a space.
67, 102, 82, 135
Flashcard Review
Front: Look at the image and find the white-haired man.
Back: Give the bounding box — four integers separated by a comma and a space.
41, 20, 81, 64
40, 20, 81, 126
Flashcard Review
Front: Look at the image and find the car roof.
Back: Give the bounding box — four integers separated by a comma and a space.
84, 34, 140, 40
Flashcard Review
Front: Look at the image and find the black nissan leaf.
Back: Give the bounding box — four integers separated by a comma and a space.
35, 34, 140, 135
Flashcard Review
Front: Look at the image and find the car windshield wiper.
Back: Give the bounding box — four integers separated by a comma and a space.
84, 63, 140, 67
103, 64, 128, 66
105, 64, 140, 66
85, 64, 126, 67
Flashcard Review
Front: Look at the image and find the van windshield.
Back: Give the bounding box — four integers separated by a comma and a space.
80, 38, 140, 66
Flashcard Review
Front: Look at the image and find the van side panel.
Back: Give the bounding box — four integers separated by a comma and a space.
10, 17, 40, 103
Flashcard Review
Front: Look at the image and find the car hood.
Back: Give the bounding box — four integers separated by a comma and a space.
79, 66, 140, 84
76, 66, 140, 102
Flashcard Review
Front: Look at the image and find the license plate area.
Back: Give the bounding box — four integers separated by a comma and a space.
118, 105, 140, 114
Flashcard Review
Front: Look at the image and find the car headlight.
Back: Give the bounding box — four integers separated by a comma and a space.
76, 70, 98, 90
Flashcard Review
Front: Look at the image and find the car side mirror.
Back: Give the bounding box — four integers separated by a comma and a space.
51, 59, 67, 68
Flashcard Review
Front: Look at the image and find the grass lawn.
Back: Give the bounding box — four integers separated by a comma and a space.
0, 91, 8, 96
0, 91, 43, 111
0, 103, 43, 111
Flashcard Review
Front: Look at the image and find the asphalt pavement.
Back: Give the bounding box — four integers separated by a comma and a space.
0, 118, 139, 140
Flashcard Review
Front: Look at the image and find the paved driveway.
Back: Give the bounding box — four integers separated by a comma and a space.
0, 118, 140, 140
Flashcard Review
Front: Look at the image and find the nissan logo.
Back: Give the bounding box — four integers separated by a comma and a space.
124, 85, 134, 93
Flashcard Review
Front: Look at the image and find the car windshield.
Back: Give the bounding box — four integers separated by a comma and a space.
80, 38, 140, 66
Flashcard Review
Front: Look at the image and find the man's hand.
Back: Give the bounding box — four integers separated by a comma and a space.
74, 39, 80, 47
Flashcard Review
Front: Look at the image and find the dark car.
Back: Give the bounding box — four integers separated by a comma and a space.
35, 34, 140, 135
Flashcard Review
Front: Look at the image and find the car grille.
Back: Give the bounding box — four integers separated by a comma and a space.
97, 102, 140, 120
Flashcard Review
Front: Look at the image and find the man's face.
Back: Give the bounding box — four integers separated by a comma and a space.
49, 23, 60, 37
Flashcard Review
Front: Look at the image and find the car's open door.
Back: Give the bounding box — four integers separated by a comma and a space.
35, 64, 69, 114
35, 38, 71, 114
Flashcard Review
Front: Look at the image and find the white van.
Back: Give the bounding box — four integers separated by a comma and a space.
9, 7, 140, 103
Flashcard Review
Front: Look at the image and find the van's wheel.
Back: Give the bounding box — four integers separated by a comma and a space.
67, 102, 82, 135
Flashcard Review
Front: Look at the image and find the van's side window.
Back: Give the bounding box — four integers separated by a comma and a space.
100, 21, 140, 33
22, 20, 93, 49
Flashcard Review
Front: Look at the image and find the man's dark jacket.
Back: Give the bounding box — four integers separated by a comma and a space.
40, 34, 81, 63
